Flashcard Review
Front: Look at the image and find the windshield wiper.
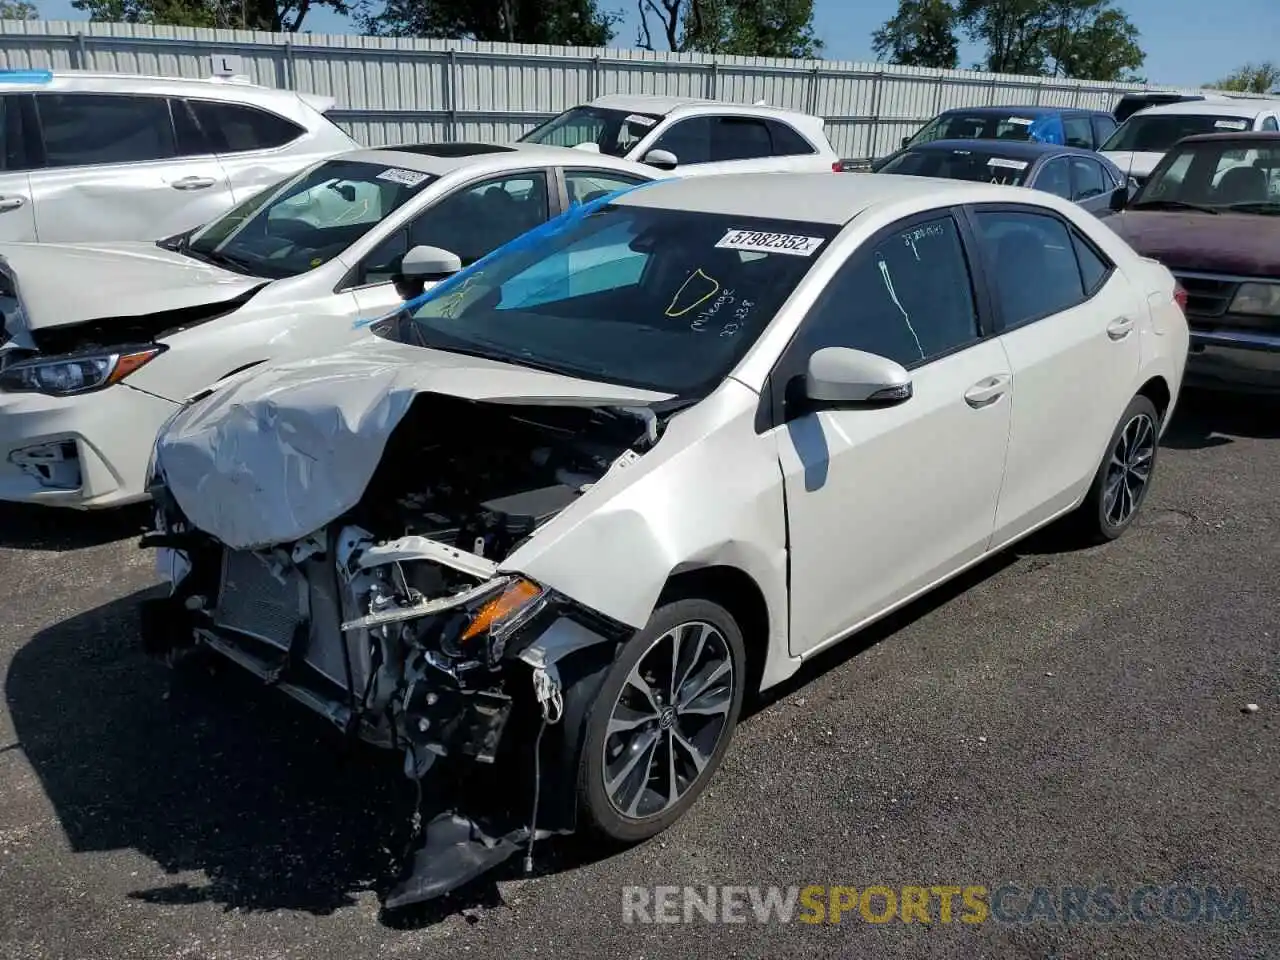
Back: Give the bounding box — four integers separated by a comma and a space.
186, 247, 264, 276
1221, 201, 1280, 215
1128, 198, 1220, 214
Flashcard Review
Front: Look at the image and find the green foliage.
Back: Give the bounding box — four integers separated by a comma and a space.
70, 0, 350, 32
1208, 62, 1280, 94
0, 0, 39, 19
871, 0, 958, 69
680, 0, 821, 57
361, 0, 619, 45
638, 0, 820, 56
874, 0, 1144, 81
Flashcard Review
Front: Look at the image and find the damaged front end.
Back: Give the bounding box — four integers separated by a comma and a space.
139, 393, 660, 907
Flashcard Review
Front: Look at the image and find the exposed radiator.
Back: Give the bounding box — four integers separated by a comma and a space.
213, 550, 303, 651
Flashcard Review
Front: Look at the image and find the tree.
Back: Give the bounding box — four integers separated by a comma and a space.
955, 0, 1143, 80
0, 0, 38, 18
871, 0, 958, 69
1209, 61, 1280, 94
361, 0, 618, 44
71, 0, 349, 32
1041, 0, 1142, 80
638, 0, 820, 56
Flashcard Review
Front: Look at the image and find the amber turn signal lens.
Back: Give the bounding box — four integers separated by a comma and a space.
460, 578, 543, 642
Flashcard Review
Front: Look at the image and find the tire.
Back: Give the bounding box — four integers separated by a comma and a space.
574, 597, 747, 843
1076, 393, 1160, 542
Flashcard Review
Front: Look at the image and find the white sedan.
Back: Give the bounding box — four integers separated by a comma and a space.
141, 173, 1188, 908
0, 142, 661, 508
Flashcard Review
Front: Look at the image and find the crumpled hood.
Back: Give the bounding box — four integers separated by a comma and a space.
155, 335, 673, 551
0, 240, 264, 333
1106, 210, 1280, 276
1100, 151, 1164, 180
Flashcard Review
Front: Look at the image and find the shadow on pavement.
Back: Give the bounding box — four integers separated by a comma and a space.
8, 548, 1042, 927
1161, 387, 1280, 451
4, 585, 650, 927
0, 502, 151, 551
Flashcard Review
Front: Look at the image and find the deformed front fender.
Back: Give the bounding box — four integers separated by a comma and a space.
504, 380, 797, 690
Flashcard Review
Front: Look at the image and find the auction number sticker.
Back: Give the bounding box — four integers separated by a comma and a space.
377, 167, 430, 187
716, 228, 825, 257
625, 113, 657, 127
1214, 119, 1249, 130
987, 157, 1029, 170
1006, 117, 1034, 125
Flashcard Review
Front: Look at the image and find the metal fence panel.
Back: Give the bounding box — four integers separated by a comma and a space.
1, 20, 1271, 157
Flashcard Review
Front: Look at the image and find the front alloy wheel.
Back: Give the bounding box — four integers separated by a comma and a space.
577, 597, 746, 842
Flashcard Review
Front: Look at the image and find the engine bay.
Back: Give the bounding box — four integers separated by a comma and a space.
140, 391, 664, 907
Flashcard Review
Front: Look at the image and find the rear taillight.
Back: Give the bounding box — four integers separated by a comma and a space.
832, 160, 844, 172
1173, 283, 1188, 312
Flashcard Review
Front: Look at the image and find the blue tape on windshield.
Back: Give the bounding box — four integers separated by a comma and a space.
1029, 115, 1063, 145
352, 177, 664, 329
0, 69, 53, 84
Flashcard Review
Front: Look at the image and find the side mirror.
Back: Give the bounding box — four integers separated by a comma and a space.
401, 245, 462, 281
642, 148, 679, 170
804, 347, 912, 407
901, 135, 911, 148
1108, 184, 1129, 211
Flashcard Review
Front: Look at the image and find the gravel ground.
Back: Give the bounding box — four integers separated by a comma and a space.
1, 388, 1277, 960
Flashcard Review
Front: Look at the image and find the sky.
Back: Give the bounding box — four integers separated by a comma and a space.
28, 0, 1276, 88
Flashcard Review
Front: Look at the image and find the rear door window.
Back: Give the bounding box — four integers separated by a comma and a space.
1069, 156, 1109, 200
563, 169, 648, 206
973, 209, 1099, 327
711, 117, 773, 161
35, 93, 176, 167
188, 100, 305, 154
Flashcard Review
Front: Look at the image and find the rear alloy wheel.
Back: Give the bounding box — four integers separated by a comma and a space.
1078, 394, 1160, 542
576, 598, 746, 843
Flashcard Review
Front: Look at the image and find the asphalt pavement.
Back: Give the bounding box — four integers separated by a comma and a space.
0, 388, 1277, 960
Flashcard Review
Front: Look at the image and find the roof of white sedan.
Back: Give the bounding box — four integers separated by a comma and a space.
1131, 99, 1275, 119
343, 141, 659, 178
613, 171, 1009, 224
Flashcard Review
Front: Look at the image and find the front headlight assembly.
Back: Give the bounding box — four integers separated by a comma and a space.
0, 344, 166, 396
1229, 282, 1280, 317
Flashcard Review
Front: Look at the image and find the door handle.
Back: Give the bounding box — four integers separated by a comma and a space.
1107, 316, 1135, 340
171, 176, 217, 191
0, 196, 25, 212
964, 374, 1010, 408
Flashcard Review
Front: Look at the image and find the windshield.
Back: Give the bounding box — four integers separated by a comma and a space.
518, 106, 665, 157
878, 147, 1033, 186
185, 159, 436, 279
1101, 114, 1254, 153
383, 203, 838, 395
907, 112, 1042, 146
1134, 139, 1280, 213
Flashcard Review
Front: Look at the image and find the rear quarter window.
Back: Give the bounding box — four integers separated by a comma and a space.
765, 120, 817, 156
188, 100, 305, 153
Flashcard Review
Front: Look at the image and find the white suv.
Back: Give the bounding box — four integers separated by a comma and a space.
518, 93, 841, 175
0, 68, 358, 243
